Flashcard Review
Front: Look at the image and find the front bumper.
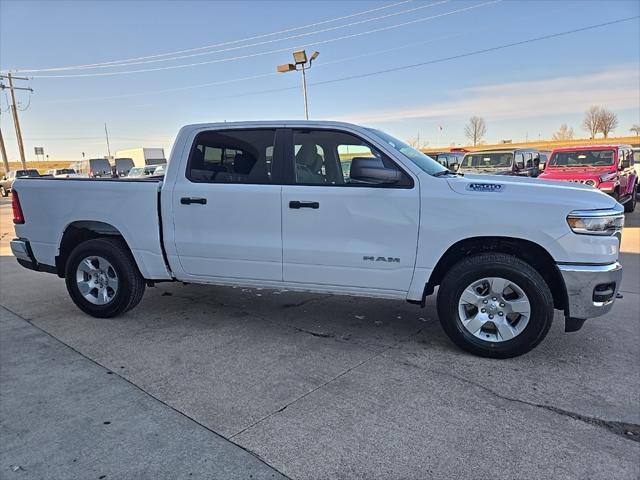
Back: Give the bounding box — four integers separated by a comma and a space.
558, 262, 622, 319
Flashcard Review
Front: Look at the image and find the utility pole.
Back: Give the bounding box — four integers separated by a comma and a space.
104, 123, 111, 157
0, 73, 33, 170
0, 123, 9, 175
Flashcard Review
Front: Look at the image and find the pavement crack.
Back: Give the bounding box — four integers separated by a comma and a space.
229, 345, 394, 440
0, 304, 293, 480
282, 295, 331, 309
230, 325, 426, 440
419, 365, 640, 443
295, 327, 334, 338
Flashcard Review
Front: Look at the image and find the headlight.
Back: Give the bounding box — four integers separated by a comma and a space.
567, 208, 624, 235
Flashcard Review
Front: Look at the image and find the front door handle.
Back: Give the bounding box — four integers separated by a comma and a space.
289, 201, 319, 209
180, 197, 207, 205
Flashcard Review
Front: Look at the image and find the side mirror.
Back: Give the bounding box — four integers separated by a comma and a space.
621, 159, 630, 170
350, 157, 400, 184
515, 161, 525, 170
450, 163, 460, 172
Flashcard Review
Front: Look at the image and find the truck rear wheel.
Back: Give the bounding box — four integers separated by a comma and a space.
64, 238, 145, 318
436, 253, 554, 358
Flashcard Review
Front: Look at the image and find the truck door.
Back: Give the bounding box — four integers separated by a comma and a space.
281, 128, 420, 293
169, 128, 284, 281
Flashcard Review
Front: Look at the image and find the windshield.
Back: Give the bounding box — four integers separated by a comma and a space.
128, 167, 143, 176
461, 153, 513, 169
366, 128, 447, 175
16, 169, 40, 177
550, 149, 614, 167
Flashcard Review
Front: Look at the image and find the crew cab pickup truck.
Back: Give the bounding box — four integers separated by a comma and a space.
539, 145, 637, 212
9, 121, 625, 358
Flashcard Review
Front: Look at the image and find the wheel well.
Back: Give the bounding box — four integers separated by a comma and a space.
425, 236, 567, 311
56, 221, 127, 277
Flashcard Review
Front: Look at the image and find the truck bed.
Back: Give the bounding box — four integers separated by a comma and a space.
12, 177, 171, 280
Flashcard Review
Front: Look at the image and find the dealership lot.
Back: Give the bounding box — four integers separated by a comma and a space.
0, 197, 638, 479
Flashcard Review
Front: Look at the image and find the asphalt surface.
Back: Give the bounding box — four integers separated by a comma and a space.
0, 196, 638, 479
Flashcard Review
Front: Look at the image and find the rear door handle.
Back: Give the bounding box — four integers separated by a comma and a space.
289, 201, 319, 209
180, 197, 207, 205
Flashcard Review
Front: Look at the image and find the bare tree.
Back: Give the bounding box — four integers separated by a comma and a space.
582, 106, 601, 139
552, 123, 575, 141
631, 124, 640, 136
407, 133, 422, 149
465, 116, 487, 146
598, 108, 618, 138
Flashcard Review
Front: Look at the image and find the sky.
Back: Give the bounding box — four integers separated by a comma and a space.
0, 0, 639, 161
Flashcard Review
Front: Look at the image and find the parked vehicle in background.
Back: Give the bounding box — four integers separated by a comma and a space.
538, 150, 551, 172
459, 148, 542, 177
434, 152, 465, 172
70, 158, 113, 178
127, 165, 161, 178
114, 158, 135, 177
115, 147, 166, 167
152, 164, 166, 176
540, 145, 637, 212
1, 169, 40, 196
10, 121, 626, 358
45, 168, 82, 178
633, 148, 640, 191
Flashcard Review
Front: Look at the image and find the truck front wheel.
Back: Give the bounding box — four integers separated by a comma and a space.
436, 253, 554, 358
64, 238, 145, 318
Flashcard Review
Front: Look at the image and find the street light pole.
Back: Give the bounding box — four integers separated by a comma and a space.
300, 64, 309, 120
277, 50, 319, 120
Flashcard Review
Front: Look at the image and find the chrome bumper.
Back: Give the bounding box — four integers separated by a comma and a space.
558, 262, 622, 319
10, 239, 32, 262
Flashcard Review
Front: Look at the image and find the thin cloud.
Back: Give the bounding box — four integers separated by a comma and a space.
339, 65, 640, 124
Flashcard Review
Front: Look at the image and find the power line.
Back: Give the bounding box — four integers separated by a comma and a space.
40, 32, 468, 105
21, 0, 450, 73
227, 16, 640, 99
29, 0, 499, 78
6, 0, 418, 73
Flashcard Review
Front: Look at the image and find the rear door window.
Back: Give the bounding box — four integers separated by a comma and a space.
187, 129, 276, 184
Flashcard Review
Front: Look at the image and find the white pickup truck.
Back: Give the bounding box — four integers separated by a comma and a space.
10, 121, 625, 358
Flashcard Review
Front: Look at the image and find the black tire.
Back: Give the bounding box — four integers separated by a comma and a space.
436, 253, 554, 358
0, 186, 7, 197
65, 238, 145, 318
624, 184, 636, 212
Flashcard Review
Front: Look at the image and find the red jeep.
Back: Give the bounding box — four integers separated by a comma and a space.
540, 145, 637, 212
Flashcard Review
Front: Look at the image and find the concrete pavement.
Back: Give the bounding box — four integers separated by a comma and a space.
0, 305, 286, 480
0, 197, 638, 479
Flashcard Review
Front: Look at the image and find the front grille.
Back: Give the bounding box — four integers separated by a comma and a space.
560, 179, 596, 187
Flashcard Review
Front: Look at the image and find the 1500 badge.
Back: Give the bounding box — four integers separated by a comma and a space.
466, 183, 504, 192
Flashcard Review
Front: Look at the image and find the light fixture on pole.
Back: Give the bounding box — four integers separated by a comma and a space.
277, 50, 319, 120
